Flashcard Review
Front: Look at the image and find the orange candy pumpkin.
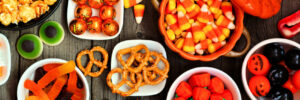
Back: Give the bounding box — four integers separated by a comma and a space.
231, 0, 282, 19
247, 54, 271, 75
249, 75, 271, 96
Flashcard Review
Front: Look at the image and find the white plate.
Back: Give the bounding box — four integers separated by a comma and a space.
67, 0, 124, 40
242, 38, 300, 100
0, 33, 11, 85
17, 58, 90, 100
111, 40, 167, 96
166, 67, 241, 100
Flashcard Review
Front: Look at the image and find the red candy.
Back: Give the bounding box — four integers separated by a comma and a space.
176, 81, 193, 99
188, 73, 210, 87
247, 54, 271, 75
248, 75, 270, 96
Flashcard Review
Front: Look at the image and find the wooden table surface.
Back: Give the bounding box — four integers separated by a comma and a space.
0, 0, 299, 100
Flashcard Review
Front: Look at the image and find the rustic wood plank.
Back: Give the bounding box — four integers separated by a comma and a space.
0, 30, 19, 100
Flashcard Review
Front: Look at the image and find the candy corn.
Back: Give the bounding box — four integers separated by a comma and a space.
208, 41, 226, 53
0, 66, 3, 77
177, 3, 186, 15
166, 14, 177, 25
175, 38, 185, 49
216, 15, 235, 29
124, 0, 143, 8
203, 24, 218, 42
187, 5, 200, 18
209, 0, 222, 14
180, 0, 196, 12
134, 4, 145, 24
197, 0, 205, 7
197, 4, 214, 23
166, 0, 176, 14
178, 11, 191, 30
221, 28, 230, 38
212, 24, 226, 41
167, 29, 176, 41
221, 2, 235, 21
169, 24, 182, 37
192, 22, 206, 43
183, 32, 195, 54
195, 39, 212, 55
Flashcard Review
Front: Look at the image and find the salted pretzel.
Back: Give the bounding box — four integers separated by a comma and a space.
142, 51, 169, 85
106, 68, 142, 97
117, 44, 150, 73
76, 46, 108, 77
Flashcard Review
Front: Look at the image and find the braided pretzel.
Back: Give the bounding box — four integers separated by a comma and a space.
117, 44, 150, 73
106, 68, 142, 97
76, 46, 108, 77
142, 51, 169, 85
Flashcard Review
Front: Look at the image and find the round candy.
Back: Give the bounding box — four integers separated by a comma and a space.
267, 64, 289, 86
247, 54, 271, 75
17, 34, 43, 59
285, 48, 300, 70
99, 5, 116, 20
39, 21, 65, 46
267, 87, 293, 100
88, 0, 104, 8
75, 4, 92, 20
249, 75, 270, 96
263, 43, 285, 64
87, 17, 102, 33
69, 18, 87, 35
102, 19, 119, 36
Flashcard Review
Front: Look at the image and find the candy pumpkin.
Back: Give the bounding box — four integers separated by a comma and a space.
231, 0, 282, 19
247, 54, 271, 75
249, 75, 271, 96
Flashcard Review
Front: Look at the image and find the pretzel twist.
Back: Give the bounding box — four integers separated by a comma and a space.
76, 46, 108, 77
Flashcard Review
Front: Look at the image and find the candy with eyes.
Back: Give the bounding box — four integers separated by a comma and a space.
87, 17, 102, 33
102, 19, 119, 36
73, 0, 87, 4
249, 75, 271, 96
247, 54, 271, 75
69, 18, 87, 35
99, 6, 116, 20
88, 0, 104, 8
104, 0, 119, 5
267, 64, 289, 86
74, 4, 92, 20
263, 43, 285, 64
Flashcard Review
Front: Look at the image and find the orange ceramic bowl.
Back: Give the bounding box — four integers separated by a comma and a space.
158, 0, 245, 61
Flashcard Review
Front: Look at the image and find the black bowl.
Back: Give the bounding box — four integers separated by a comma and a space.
0, 0, 62, 31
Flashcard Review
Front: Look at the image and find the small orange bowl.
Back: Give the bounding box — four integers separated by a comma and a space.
158, 0, 245, 61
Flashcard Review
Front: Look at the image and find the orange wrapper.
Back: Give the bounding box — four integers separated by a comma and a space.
134, 4, 145, 24
221, 1, 235, 21
24, 80, 49, 100
124, 0, 142, 8
38, 61, 75, 88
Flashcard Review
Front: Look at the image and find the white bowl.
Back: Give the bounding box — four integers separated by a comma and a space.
0, 33, 11, 85
167, 67, 242, 100
111, 40, 167, 96
17, 58, 90, 100
242, 38, 300, 100
67, 0, 124, 40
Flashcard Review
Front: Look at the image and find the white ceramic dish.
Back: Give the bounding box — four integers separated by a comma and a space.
242, 38, 300, 100
167, 67, 242, 100
67, 0, 124, 40
111, 40, 167, 96
0, 33, 11, 85
17, 58, 90, 100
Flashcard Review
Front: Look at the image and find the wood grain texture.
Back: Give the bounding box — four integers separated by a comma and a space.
0, 0, 299, 99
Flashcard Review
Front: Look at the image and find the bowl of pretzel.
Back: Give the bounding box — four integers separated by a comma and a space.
107, 40, 170, 96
